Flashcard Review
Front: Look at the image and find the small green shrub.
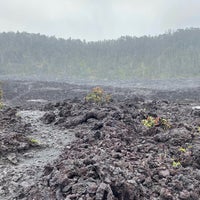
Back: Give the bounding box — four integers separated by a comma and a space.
172, 160, 181, 168
160, 118, 171, 129
178, 145, 192, 152
142, 116, 159, 128
29, 138, 39, 144
142, 116, 171, 129
179, 147, 187, 153
85, 87, 111, 104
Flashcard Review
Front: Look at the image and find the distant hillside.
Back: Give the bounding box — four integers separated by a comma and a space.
0, 28, 200, 80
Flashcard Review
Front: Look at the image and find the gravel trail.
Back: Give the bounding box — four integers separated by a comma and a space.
0, 110, 75, 200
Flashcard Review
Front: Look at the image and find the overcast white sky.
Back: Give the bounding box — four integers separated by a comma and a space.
0, 0, 199, 41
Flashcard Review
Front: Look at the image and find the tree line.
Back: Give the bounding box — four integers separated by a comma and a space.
0, 28, 200, 80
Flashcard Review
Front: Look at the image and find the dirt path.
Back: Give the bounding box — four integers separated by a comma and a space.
0, 110, 75, 200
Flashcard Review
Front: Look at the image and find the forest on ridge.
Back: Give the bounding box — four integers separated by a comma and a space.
0, 28, 200, 80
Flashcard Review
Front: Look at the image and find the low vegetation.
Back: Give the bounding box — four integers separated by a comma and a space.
85, 87, 111, 104
172, 160, 182, 168
142, 116, 171, 129
29, 138, 39, 145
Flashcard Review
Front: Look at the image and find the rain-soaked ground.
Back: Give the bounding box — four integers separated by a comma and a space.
0, 79, 200, 200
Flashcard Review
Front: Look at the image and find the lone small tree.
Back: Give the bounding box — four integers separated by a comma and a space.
85, 87, 111, 104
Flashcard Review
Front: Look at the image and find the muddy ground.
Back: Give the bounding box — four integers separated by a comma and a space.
0, 80, 200, 200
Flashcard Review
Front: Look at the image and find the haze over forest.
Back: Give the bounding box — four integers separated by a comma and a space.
0, 28, 200, 80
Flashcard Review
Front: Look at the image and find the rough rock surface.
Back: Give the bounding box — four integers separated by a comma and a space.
1, 80, 200, 200
28, 97, 200, 199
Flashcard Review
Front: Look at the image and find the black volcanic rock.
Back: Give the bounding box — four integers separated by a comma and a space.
1, 80, 200, 200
